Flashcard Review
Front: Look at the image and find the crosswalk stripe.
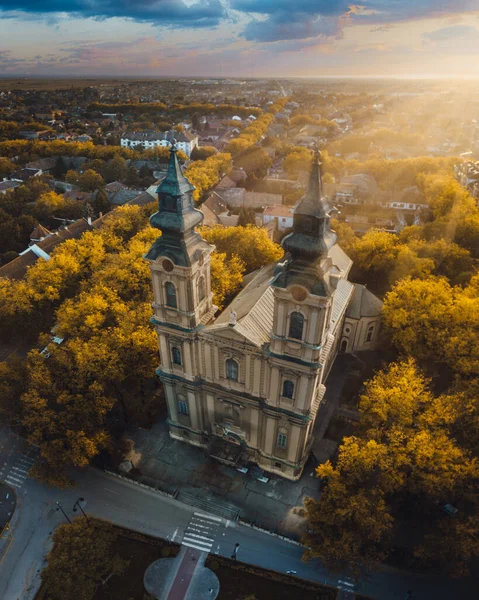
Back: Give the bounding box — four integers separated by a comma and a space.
189, 521, 216, 530
182, 540, 212, 552
11, 467, 28, 475
193, 512, 222, 523
183, 533, 212, 545
191, 517, 218, 526
16, 458, 34, 466
184, 532, 214, 542
6, 474, 24, 484
5, 480, 22, 488
183, 539, 212, 549
188, 526, 215, 536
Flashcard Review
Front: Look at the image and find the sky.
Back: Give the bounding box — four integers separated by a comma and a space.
1, 1, 479, 78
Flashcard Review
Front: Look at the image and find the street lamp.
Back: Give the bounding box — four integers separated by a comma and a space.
73, 497, 89, 521
56, 501, 72, 524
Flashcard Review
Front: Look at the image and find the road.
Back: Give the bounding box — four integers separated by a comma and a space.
0, 429, 477, 600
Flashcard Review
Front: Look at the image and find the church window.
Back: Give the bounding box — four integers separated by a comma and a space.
172, 346, 182, 366
226, 358, 239, 381
165, 282, 177, 308
178, 399, 189, 415
288, 312, 304, 340
366, 325, 374, 342
277, 431, 288, 449
282, 380, 294, 399
198, 276, 205, 301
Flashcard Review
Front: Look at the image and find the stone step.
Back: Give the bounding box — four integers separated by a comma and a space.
177, 490, 240, 521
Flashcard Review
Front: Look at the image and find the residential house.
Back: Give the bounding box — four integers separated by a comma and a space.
0, 180, 21, 195
103, 181, 142, 207
10, 168, 42, 182
262, 205, 294, 232
0, 218, 95, 281
201, 191, 238, 227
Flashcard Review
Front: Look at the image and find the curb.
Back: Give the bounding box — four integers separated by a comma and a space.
238, 519, 302, 546
104, 469, 302, 547
104, 470, 177, 499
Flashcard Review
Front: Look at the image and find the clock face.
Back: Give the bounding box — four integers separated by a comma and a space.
291, 286, 307, 302
162, 259, 174, 272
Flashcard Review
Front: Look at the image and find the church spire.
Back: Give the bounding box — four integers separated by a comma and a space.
281, 147, 337, 262
145, 141, 206, 266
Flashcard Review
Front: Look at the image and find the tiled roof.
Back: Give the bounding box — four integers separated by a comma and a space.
328, 244, 352, 275
263, 205, 293, 218
330, 279, 354, 330
346, 284, 383, 320
30, 224, 52, 240
213, 264, 276, 347
0, 180, 21, 192
0, 219, 93, 281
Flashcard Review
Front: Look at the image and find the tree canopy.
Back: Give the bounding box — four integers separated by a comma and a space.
41, 518, 128, 600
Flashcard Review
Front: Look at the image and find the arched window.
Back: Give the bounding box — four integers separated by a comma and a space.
226, 358, 239, 381
172, 346, 182, 366
340, 339, 348, 353
277, 430, 288, 449
366, 325, 374, 343
288, 312, 304, 340
282, 380, 294, 399
165, 282, 177, 308
198, 276, 205, 301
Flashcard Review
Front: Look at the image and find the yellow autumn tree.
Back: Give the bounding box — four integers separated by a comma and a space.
199, 225, 283, 273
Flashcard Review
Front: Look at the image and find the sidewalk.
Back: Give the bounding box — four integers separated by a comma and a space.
122, 417, 320, 538
120, 356, 365, 539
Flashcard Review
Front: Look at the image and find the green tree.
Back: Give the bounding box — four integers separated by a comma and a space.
190, 146, 218, 161
92, 188, 110, 216
103, 154, 128, 183
41, 518, 128, 600
0, 157, 15, 178
237, 206, 256, 227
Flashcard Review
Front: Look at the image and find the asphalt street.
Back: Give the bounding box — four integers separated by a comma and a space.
0, 428, 477, 600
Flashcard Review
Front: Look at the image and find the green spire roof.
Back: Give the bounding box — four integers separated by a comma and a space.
156, 140, 195, 197
281, 148, 337, 261
146, 141, 205, 266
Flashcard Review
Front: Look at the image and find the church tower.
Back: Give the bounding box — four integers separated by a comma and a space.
263, 149, 340, 478
145, 142, 215, 446
270, 149, 337, 362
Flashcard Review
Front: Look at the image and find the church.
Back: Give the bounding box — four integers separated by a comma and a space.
145, 142, 382, 481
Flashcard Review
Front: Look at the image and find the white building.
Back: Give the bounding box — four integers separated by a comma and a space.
262, 205, 294, 232
120, 130, 199, 157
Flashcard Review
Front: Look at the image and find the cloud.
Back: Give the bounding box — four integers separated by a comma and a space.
0, 0, 226, 28
422, 24, 478, 41
242, 14, 341, 43
233, 0, 479, 42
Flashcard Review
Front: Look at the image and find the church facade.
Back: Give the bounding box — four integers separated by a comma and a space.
145, 143, 382, 481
